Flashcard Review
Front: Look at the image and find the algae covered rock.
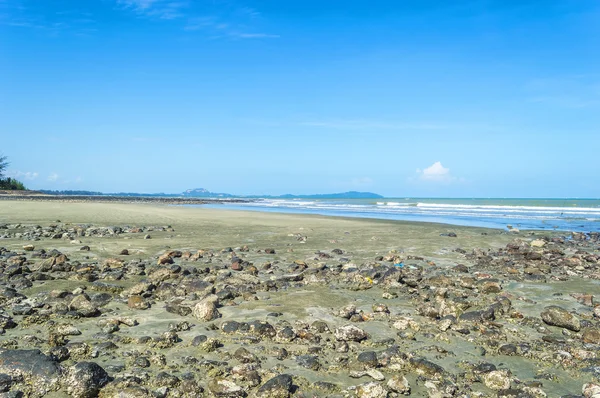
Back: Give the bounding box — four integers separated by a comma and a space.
0, 349, 62, 397
65, 362, 110, 398
192, 294, 221, 321
541, 306, 581, 331
334, 324, 368, 342
255, 374, 293, 398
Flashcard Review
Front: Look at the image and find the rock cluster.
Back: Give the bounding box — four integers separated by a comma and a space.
0, 222, 599, 396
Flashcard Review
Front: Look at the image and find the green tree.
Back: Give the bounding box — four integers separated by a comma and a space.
0, 155, 8, 179
0, 155, 27, 190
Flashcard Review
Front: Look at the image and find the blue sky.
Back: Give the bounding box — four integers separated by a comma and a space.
1, 0, 599, 197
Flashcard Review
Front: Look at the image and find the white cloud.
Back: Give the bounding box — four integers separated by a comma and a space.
417, 161, 455, 183
47, 173, 59, 182
5, 170, 39, 180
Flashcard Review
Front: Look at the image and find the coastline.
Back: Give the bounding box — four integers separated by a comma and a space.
0, 200, 598, 397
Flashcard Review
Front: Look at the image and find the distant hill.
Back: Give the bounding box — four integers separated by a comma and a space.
182, 188, 234, 198
183, 188, 383, 199
40, 188, 384, 199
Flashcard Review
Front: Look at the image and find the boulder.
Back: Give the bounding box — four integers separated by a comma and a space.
356, 382, 388, 398
192, 295, 221, 321
483, 370, 511, 391
69, 295, 100, 317
65, 362, 110, 398
208, 379, 245, 397
255, 374, 293, 398
334, 325, 368, 342
541, 306, 581, 331
0, 350, 62, 397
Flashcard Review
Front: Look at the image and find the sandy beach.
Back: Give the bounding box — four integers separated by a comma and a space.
0, 201, 599, 397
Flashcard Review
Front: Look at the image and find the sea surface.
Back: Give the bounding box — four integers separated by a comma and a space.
195, 198, 600, 232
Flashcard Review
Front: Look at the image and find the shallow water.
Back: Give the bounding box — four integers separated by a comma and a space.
193, 197, 600, 232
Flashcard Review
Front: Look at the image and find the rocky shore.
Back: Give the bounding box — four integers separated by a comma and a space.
0, 202, 599, 397
0, 192, 247, 205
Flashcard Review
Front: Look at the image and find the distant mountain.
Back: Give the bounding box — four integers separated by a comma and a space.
182, 188, 234, 198
40, 188, 384, 200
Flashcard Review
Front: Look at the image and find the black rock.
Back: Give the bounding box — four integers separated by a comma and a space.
0, 373, 12, 392
256, 374, 293, 398
295, 355, 320, 370
191, 335, 208, 346
409, 357, 445, 376
357, 351, 378, 368
65, 362, 110, 398
0, 349, 62, 389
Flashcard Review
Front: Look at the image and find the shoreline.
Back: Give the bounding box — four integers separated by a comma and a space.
0, 200, 598, 397
0, 193, 249, 205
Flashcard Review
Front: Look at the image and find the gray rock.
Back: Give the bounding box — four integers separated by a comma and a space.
192, 295, 221, 321
0, 349, 62, 397
295, 355, 320, 370
256, 374, 293, 398
208, 378, 245, 397
0, 374, 12, 393
541, 306, 581, 331
334, 325, 368, 342
357, 351, 378, 368
65, 362, 110, 398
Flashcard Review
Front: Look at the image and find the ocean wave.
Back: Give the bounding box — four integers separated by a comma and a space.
415, 202, 600, 213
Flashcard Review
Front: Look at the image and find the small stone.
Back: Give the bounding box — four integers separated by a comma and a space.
119, 249, 129, 255
387, 375, 410, 394
208, 378, 245, 397
583, 328, 600, 344
157, 254, 174, 265
295, 355, 320, 370
127, 295, 150, 310
483, 369, 511, 391
338, 304, 357, 319
365, 369, 385, 381
334, 325, 368, 342
22, 245, 34, 252
357, 351, 378, 368
69, 295, 100, 317
356, 382, 388, 398
583, 383, 600, 398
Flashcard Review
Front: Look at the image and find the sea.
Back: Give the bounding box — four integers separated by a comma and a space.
197, 198, 600, 232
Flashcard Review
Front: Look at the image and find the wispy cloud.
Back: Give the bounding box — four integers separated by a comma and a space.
5, 170, 39, 180
0, 1, 97, 35
183, 14, 278, 39
234, 32, 279, 39
526, 75, 600, 109
47, 172, 59, 182
302, 120, 453, 131
116, 0, 188, 20
115, 0, 277, 38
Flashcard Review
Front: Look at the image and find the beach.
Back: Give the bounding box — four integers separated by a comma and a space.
0, 200, 599, 397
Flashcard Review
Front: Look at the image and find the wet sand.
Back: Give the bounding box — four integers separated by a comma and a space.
0, 201, 598, 397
